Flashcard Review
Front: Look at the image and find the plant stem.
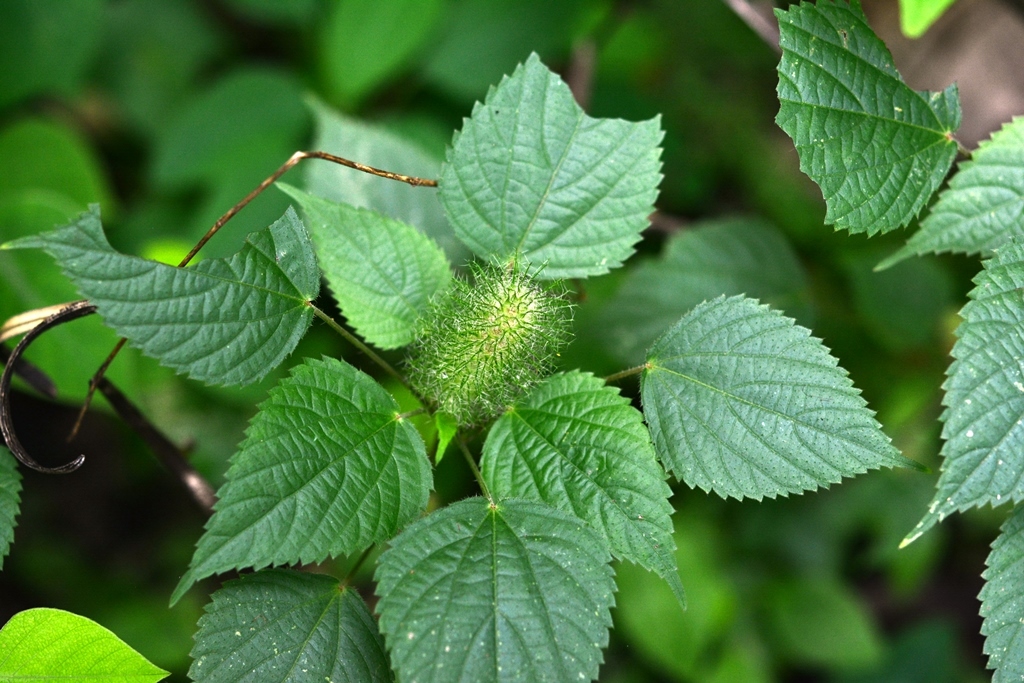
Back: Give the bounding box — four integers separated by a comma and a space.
457, 437, 491, 501
602, 363, 650, 384
342, 544, 376, 587
309, 304, 412, 390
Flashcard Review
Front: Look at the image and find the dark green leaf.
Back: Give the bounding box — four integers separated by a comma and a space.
642, 295, 910, 500
905, 240, 1024, 544
279, 184, 451, 349
776, 0, 960, 234
190, 569, 393, 683
0, 608, 168, 682
980, 505, 1024, 682
881, 116, 1024, 269
172, 356, 431, 604
481, 371, 684, 606
0, 448, 21, 569
375, 497, 615, 683
4, 206, 319, 386
440, 53, 663, 279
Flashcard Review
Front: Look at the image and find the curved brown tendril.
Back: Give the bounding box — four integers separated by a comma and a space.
0, 300, 96, 473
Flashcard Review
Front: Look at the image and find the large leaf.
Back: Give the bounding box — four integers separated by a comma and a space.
0, 447, 21, 568
190, 569, 393, 683
0, 608, 168, 682
775, 0, 960, 235
481, 371, 684, 606
980, 505, 1024, 682
375, 497, 615, 683
440, 53, 663, 279
3, 205, 319, 386
881, 117, 1024, 269
905, 241, 1024, 544
172, 356, 431, 604
279, 184, 451, 349
587, 217, 810, 365
641, 295, 909, 501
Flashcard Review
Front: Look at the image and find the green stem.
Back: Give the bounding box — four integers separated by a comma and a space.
342, 544, 375, 586
309, 304, 411, 390
603, 363, 650, 384
457, 437, 491, 501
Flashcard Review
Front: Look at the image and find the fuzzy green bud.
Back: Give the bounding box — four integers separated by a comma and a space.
406, 263, 572, 426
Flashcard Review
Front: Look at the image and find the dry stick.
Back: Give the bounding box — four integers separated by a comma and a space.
721, 0, 781, 53
69, 150, 439, 438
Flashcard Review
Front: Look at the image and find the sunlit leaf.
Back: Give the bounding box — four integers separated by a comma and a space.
898, 0, 958, 37
481, 371, 684, 606
0, 608, 168, 682
190, 569, 393, 683
440, 53, 663, 279
375, 497, 615, 683
775, 0, 960, 234
642, 295, 910, 500
980, 505, 1024, 682
280, 184, 451, 349
881, 116, 1024, 269
0, 448, 21, 568
3, 205, 319, 386
172, 356, 430, 604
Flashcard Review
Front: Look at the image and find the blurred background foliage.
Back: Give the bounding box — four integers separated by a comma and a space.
0, 0, 1014, 680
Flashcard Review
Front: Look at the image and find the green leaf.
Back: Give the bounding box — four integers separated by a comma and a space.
0, 608, 168, 682
481, 371, 684, 606
3, 205, 319, 386
904, 240, 1024, 544
899, 0, 958, 37
881, 117, 1024, 269
641, 295, 910, 501
304, 100, 468, 263
440, 53, 663, 279
375, 497, 615, 683
279, 184, 451, 349
172, 356, 431, 604
980, 505, 1024, 682
317, 0, 442, 108
0, 447, 21, 568
190, 569, 393, 683
775, 0, 960, 235
588, 217, 811, 365
434, 411, 458, 465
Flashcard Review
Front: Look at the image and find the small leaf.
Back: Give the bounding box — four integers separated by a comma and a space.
172, 356, 431, 604
905, 241, 1024, 544
980, 505, 1024, 682
190, 569, 393, 683
0, 608, 168, 682
775, 0, 960, 234
279, 184, 451, 349
0, 447, 22, 568
375, 497, 615, 683
881, 116, 1024, 269
433, 411, 458, 465
642, 295, 910, 501
3, 205, 319, 386
898, 0, 958, 37
440, 53, 663, 279
481, 371, 684, 606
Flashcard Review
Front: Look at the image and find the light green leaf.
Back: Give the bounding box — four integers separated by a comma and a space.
172, 356, 430, 604
980, 505, 1024, 682
881, 117, 1024, 269
899, 0, 958, 37
434, 411, 457, 465
190, 569, 393, 683
589, 217, 810, 365
279, 184, 451, 349
3, 205, 319, 386
642, 295, 910, 501
0, 447, 21, 568
440, 53, 663, 279
375, 497, 615, 683
775, 0, 960, 235
304, 100, 467, 262
0, 608, 168, 682
905, 241, 1024, 544
481, 371, 684, 606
